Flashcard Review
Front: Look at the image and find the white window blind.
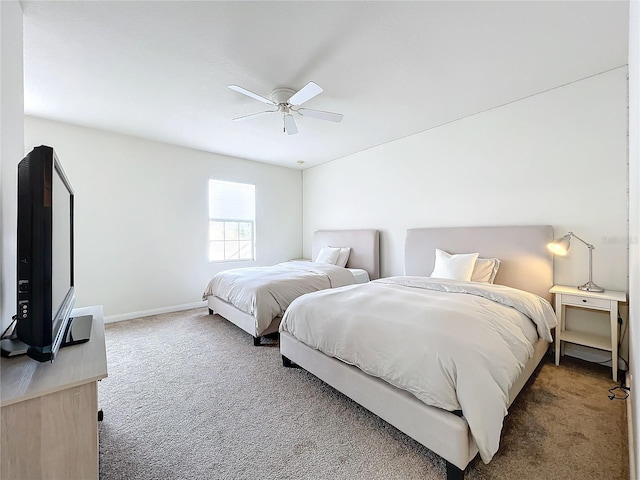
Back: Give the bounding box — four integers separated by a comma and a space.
208, 179, 255, 221
208, 179, 255, 262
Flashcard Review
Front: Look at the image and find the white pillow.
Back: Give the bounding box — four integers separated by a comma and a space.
315, 246, 341, 265
335, 247, 351, 268
471, 257, 501, 283
430, 249, 479, 281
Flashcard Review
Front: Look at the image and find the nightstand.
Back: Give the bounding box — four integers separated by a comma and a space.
550, 285, 627, 381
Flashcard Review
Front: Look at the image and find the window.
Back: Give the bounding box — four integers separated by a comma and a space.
208, 179, 255, 262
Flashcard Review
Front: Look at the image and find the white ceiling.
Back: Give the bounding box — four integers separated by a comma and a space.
22, 1, 629, 169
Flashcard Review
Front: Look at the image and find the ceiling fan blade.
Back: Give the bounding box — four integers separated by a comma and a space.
228, 85, 276, 105
297, 108, 343, 123
287, 81, 323, 106
283, 114, 298, 135
232, 110, 278, 121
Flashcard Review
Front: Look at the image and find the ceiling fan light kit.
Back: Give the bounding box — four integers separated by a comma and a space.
228, 81, 343, 135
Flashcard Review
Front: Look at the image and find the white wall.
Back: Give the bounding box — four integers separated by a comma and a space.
24, 117, 302, 320
0, 1, 24, 332
628, 0, 639, 477
303, 67, 628, 362
304, 68, 627, 288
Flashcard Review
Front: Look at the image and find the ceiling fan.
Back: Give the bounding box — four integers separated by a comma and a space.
228, 81, 343, 135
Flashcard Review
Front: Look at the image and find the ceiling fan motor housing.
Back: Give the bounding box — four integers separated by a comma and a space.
271, 87, 296, 105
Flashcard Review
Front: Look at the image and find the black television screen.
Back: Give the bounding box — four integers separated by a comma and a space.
13, 145, 76, 362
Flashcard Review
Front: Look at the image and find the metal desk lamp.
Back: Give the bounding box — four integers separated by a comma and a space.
547, 231, 604, 292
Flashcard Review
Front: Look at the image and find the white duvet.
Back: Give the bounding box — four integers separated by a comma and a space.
279, 276, 557, 463
202, 261, 356, 334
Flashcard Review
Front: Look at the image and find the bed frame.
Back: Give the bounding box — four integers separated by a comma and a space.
208, 229, 380, 345
280, 225, 554, 479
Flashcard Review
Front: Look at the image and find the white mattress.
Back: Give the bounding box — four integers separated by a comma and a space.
347, 268, 370, 284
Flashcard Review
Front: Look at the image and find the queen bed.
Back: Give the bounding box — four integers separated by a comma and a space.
203, 229, 380, 345
279, 225, 556, 479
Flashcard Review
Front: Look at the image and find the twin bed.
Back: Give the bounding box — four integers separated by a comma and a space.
203, 229, 380, 345
279, 225, 556, 479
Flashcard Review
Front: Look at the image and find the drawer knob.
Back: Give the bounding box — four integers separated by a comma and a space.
582, 299, 587, 302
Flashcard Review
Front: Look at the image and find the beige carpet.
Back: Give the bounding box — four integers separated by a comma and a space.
98, 308, 628, 479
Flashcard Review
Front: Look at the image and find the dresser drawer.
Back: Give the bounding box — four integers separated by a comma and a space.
561, 294, 611, 309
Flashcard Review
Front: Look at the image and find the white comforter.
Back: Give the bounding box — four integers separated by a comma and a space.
280, 276, 557, 463
202, 261, 356, 334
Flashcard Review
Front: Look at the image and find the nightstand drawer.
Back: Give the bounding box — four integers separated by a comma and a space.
561, 294, 611, 309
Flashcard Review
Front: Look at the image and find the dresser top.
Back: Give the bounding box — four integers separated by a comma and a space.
1, 305, 108, 407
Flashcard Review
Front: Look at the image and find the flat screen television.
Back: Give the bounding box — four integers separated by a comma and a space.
5, 146, 76, 362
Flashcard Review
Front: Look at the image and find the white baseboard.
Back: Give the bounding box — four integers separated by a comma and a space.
104, 301, 207, 324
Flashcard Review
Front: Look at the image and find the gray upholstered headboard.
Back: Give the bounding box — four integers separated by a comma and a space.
312, 229, 380, 280
404, 226, 553, 302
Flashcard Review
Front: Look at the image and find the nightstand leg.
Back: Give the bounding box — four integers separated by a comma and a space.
555, 298, 563, 366
610, 305, 618, 382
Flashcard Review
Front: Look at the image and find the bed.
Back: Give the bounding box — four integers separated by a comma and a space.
279, 225, 555, 479
203, 229, 380, 345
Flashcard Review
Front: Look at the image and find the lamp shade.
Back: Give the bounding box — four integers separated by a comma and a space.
547, 234, 571, 256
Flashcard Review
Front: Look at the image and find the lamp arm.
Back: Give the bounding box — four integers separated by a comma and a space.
562, 232, 604, 292
567, 231, 595, 250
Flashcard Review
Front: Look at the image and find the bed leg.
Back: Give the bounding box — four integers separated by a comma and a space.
445, 461, 465, 480
253, 336, 261, 346
208, 308, 213, 315
282, 355, 293, 368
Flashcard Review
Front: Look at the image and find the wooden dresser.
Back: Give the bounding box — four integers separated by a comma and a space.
1, 305, 108, 479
